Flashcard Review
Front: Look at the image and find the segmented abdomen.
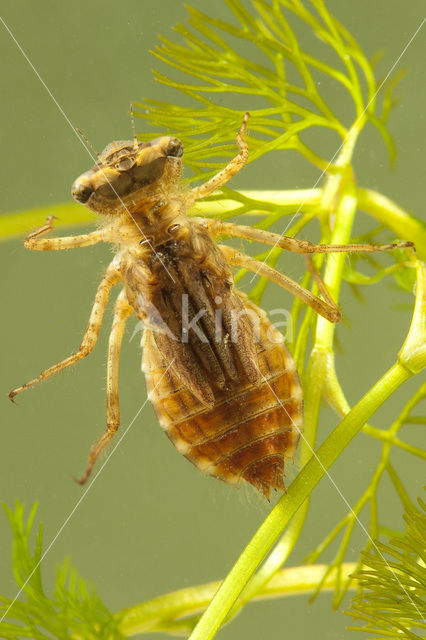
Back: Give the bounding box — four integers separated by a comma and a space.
142, 297, 303, 499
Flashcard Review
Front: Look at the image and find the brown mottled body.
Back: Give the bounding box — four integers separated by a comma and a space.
119, 222, 303, 498
10, 112, 413, 495
143, 294, 302, 499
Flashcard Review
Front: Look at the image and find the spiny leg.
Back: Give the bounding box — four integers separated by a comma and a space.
77, 290, 133, 485
303, 254, 338, 311
210, 221, 413, 322
219, 244, 341, 323
202, 218, 415, 255
9, 264, 121, 402
25, 215, 105, 251
189, 113, 250, 202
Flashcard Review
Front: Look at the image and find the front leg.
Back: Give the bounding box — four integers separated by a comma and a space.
189, 113, 250, 202
25, 215, 105, 251
219, 244, 341, 323
9, 264, 121, 402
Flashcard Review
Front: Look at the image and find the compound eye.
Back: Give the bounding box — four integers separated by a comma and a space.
115, 156, 135, 172
71, 178, 94, 204
166, 138, 183, 158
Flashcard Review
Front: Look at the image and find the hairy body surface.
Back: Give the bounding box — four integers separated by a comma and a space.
10, 114, 413, 498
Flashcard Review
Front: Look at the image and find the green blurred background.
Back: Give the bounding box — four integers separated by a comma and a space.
1, 1, 425, 638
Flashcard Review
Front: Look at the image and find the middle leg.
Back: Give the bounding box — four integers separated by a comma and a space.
77, 290, 133, 484
201, 218, 415, 255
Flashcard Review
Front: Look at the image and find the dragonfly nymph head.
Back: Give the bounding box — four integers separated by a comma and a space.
71, 136, 184, 215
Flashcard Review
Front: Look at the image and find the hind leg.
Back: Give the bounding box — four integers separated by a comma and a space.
77, 290, 133, 484
219, 245, 341, 323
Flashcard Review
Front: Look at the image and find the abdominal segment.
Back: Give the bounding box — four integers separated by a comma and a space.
142, 296, 303, 500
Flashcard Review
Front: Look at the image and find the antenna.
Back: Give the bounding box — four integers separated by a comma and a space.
130, 102, 138, 151
75, 127, 101, 162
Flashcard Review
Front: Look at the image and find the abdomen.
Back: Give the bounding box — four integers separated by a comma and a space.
142, 296, 303, 499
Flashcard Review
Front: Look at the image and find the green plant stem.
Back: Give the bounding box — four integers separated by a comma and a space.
240, 209, 425, 618
235, 504, 308, 605
1, 186, 423, 251
225, 152, 360, 616
305, 381, 426, 571
117, 563, 357, 636
363, 426, 426, 460
188, 361, 414, 640
398, 260, 426, 374
243, 153, 359, 606
0, 202, 91, 240
357, 187, 426, 260
233, 188, 321, 207
0, 190, 320, 241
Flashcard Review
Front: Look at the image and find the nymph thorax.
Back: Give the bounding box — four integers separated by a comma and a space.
117, 215, 234, 330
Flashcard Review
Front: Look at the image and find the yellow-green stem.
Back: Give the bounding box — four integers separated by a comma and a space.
117, 563, 357, 636
357, 187, 426, 261
226, 161, 360, 614
188, 361, 413, 640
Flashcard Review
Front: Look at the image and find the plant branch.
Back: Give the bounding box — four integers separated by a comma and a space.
116, 563, 357, 636
357, 188, 426, 260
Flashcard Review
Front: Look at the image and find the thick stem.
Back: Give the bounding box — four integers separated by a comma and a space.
0, 190, 322, 242
228, 165, 361, 613
188, 362, 413, 640
315, 182, 358, 350
117, 563, 357, 636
